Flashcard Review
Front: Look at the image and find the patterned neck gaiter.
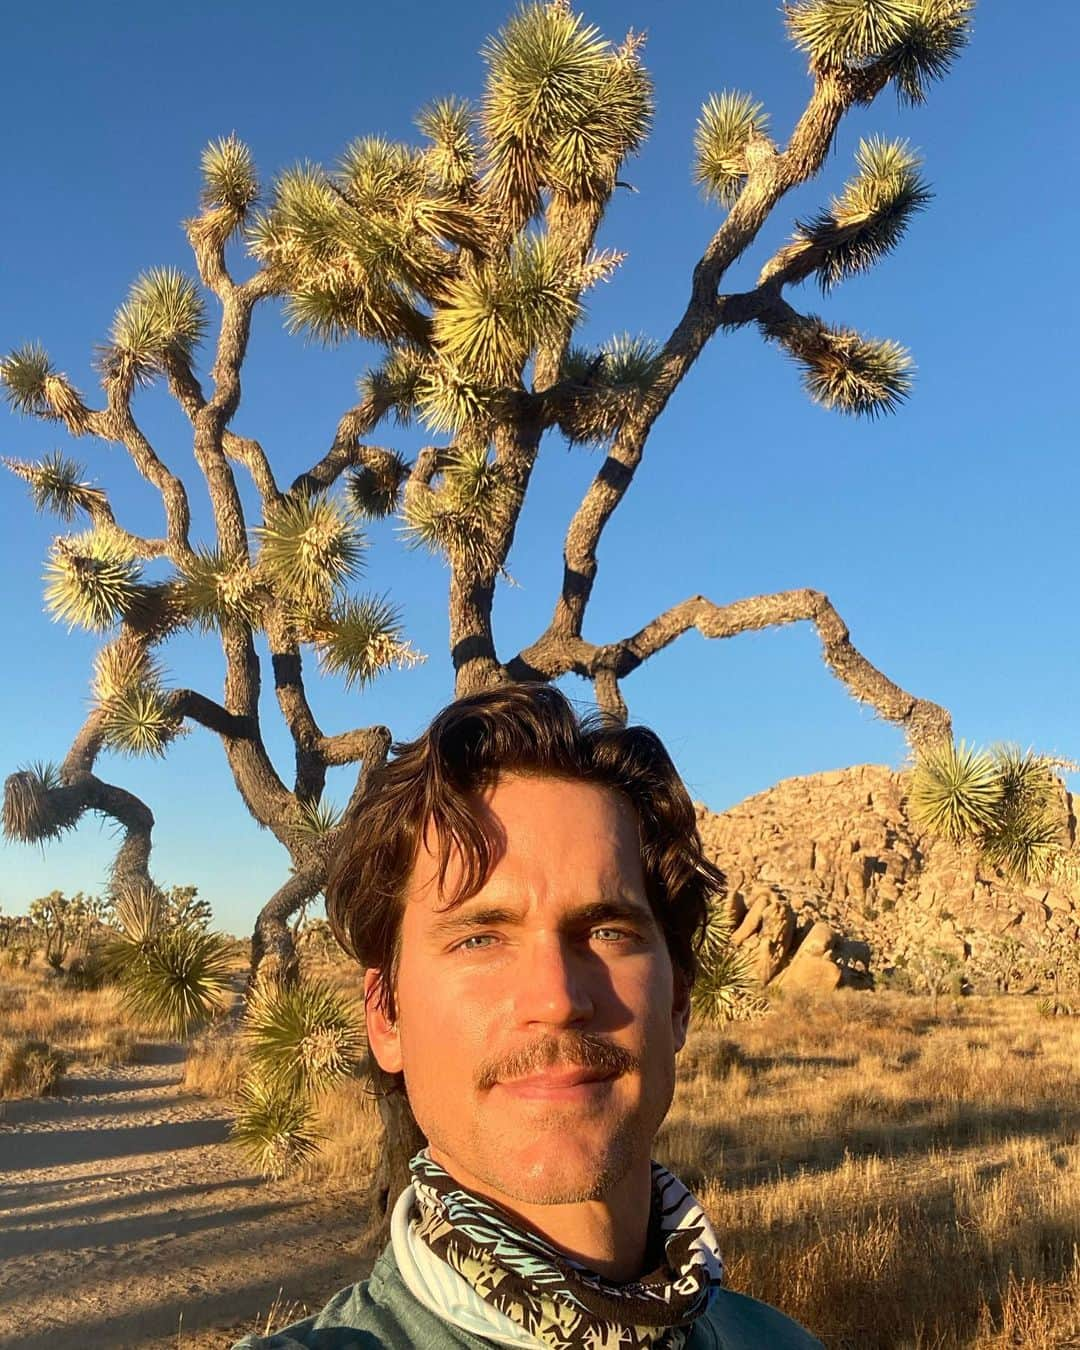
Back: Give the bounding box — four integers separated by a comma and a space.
404, 1149, 724, 1350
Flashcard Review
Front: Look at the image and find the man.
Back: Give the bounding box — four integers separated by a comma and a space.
235, 685, 820, 1348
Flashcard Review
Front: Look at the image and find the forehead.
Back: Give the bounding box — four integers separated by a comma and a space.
407, 773, 645, 911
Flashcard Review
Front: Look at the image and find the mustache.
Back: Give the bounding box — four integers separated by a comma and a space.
477, 1034, 636, 1090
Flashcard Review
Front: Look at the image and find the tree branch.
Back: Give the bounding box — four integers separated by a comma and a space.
543, 67, 891, 646
341, 726, 393, 818
164, 354, 281, 507
170, 689, 254, 740
319, 723, 393, 770
290, 409, 404, 500
80, 386, 194, 560
2, 709, 158, 898
509, 587, 952, 753
2, 457, 169, 558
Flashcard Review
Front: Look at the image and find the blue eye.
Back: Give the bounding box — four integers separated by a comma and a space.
456, 933, 497, 951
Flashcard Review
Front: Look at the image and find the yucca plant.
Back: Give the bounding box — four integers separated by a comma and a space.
175, 547, 263, 630
2, 761, 77, 843
694, 92, 770, 207
43, 530, 143, 632
243, 976, 365, 1098
230, 1075, 325, 1180
909, 740, 1073, 884
105, 911, 235, 1039
252, 493, 365, 607
908, 739, 1002, 842
290, 798, 345, 842
691, 902, 761, 1023
3, 451, 105, 521
781, 138, 933, 292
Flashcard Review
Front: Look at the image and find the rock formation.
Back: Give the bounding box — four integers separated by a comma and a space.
697, 765, 1080, 993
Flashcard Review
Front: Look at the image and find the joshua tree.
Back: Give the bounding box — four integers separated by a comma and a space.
909, 741, 1079, 884
3, 0, 970, 1203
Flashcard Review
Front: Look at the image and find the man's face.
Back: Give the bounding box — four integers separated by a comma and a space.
364, 773, 691, 1207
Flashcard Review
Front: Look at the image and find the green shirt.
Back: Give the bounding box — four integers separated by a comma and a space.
232, 1244, 822, 1349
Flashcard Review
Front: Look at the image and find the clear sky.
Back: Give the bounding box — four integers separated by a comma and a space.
1, 2, 1077, 935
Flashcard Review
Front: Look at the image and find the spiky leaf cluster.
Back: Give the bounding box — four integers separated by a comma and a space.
908, 740, 1002, 841
5, 451, 106, 522
100, 683, 180, 758
200, 134, 259, 214
174, 547, 263, 630
796, 323, 913, 417
911, 741, 1069, 884
101, 269, 208, 386
252, 493, 364, 608
793, 138, 932, 290
403, 444, 513, 571
310, 595, 422, 691
193, 135, 260, 247
359, 348, 427, 426
879, 0, 974, 104
243, 977, 364, 1097
43, 530, 143, 632
482, 3, 653, 220
980, 746, 1067, 883
346, 450, 411, 519
0, 343, 53, 416
417, 96, 478, 192
785, 0, 972, 103
290, 798, 345, 841
2, 762, 78, 844
110, 881, 166, 946
693, 92, 770, 207
414, 360, 501, 435
91, 639, 177, 761
250, 154, 453, 346
105, 921, 234, 1038
91, 641, 163, 705
433, 232, 581, 385
230, 1076, 324, 1180
557, 333, 664, 443
691, 903, 758, 1023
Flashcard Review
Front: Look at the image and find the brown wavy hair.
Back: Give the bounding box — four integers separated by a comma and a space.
325, 683, 724, 1020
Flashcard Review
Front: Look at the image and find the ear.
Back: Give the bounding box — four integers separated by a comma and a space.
363, 967, 403, 1074
671, 967, 692, 1054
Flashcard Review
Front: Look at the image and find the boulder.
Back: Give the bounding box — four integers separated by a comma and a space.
776, 952, 843, 994
798, 920, 836, 958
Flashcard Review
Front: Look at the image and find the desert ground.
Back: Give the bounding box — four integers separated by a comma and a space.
2, 962, 1079, 1349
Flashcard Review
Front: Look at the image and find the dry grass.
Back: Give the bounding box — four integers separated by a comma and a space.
0, 1038, 67, 1097
658, 991, 1080, 1348
0, 963, 152, 1098
183, 1026, 249, 1099
183, 979, 1080, 1347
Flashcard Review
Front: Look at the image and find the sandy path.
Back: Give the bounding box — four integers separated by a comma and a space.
0, 1043, 375, 1349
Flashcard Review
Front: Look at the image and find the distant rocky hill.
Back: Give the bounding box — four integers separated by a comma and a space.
696, 765, 1080, 994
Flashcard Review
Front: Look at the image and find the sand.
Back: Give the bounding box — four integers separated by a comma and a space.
0, 1043, 374, 1348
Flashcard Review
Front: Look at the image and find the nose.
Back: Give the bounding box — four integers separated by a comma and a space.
514, 932, 596, 1029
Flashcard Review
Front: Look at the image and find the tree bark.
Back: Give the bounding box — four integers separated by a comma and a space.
249, 862, 325, 988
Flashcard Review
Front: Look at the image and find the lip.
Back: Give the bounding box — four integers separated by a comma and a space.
497, 1069, 617, 1100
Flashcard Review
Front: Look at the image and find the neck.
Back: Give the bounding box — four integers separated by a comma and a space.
427, 1147, 654, 1282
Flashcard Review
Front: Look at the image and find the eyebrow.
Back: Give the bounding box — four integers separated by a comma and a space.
428, 897, 656, 941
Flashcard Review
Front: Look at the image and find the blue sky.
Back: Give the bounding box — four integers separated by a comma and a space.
2, 2, 1077, 935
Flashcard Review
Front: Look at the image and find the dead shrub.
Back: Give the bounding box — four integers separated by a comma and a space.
0, 1038, 67, 1098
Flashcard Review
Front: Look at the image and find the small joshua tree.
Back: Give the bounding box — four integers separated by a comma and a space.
909, 741, 1078, 884
3, 0, 972, 1205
